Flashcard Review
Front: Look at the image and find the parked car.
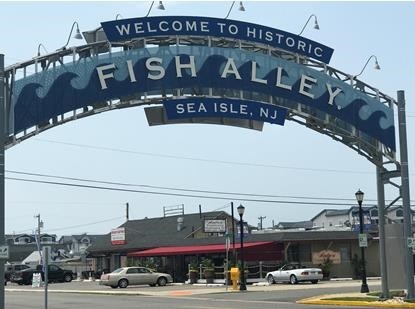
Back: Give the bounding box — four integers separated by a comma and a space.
266, 264, 323, 285
100, 267, 173, 288
4, 264, 31, 282
11, 264, 75, 285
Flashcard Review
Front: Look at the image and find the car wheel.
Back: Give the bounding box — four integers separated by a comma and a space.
289, 275, 298, 285
267, 275, 275, 284
118, 279, 128, 288
157, 277, 167, 286
311, 280, 318, 284
64, 274, 72, 282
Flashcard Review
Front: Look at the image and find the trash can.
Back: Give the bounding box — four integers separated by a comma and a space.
230, 267, 239, 290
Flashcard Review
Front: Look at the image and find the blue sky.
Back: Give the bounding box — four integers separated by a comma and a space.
1, 1, 414, 236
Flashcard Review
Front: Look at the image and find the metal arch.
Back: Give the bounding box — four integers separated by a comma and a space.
4, 34, 397, 167
3, 31, 411, 298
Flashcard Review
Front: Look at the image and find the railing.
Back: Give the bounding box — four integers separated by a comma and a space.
189, 262, 281, 282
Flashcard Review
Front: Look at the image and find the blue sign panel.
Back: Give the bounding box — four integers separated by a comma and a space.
11, 46, 395, 150
164, 98, 287, 125
101, 16, 334, 64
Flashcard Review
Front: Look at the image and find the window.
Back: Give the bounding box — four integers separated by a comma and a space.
41, 237, 53, 243
16, 237, 30, 244
371, 209, 378, 217
340, 247, 350, 262
126, 268, 139, 274
396, 209, 404, 217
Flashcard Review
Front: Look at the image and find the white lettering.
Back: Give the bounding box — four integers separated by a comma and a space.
146, 57, 165, 80
286, 37, 295, 47
297, 40, 306, 52
247, 27, 256, 38
187, 103, 195, 113
326, 83, 343, 105
221, 58, 241, 79
116, 24, 131, 35
314, 47, 323, 57
175, 56, 196, 77
219, 103, 228, 112
176, 104, 185, 114
217, 22, 226, 33
134, 23, 143, 34
185, 21, 197, 31
240, 104, 248, 115
251, 61, 267, 84
96, 63, 116, 90
126, 60, 137, 83
198, 103, 207, 113
200, 21, 209, 32
265, 31, 273, 42
146, 21, 157, 33
275, 67, 292, 90
260, 108, 268, 118
299, 75, 317, 99
159, 21, 169, 32
228, 24, 238, 35
172, 21, 183, 32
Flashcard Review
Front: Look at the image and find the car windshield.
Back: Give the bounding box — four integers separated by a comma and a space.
111, 268, 124, 274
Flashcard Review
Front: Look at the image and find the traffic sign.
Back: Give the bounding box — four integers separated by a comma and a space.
358, 234, 368, 247
407, 237, 415, 248
0, 245, 9, 259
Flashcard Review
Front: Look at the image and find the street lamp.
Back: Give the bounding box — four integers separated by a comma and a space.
355, 189, 369, 293
237, 204, 247, 291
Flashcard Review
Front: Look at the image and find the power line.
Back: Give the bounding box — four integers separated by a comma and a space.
33, 138, 375, 175
5, 170, 383, 202
6, 176, 362, 206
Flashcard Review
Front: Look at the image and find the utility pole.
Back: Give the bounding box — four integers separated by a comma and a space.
35, 214, 43, 264
258, 216, 266, 230
126, 202, 129, 221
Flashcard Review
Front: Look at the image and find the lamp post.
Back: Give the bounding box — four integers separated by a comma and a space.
237, 204, 247, 291
355, 189, 369, 293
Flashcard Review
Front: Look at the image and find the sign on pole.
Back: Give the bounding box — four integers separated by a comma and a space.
0, 246, 9, 259
359, 233, 368, 247
407, 237, 415, 248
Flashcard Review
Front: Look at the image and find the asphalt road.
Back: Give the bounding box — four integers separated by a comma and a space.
5, 279, 383, 309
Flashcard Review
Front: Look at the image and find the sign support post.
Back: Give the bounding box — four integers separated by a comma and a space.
397, 90, 414, 299
0, 53, 5, 309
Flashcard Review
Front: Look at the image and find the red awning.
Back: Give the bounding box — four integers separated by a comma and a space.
128, 241, 274, 257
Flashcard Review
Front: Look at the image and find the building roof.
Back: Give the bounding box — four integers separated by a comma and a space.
276, 221, 313, 230
88, 211, 232, 254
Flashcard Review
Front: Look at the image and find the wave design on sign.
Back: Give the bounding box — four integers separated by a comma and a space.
12, 47, 395, 150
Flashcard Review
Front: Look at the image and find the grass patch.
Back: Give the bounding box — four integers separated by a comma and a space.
368, 290, 405, 298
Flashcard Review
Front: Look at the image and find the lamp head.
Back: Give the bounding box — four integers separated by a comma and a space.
313, 17, 320, 30
157, 1, 165, 10
237, 204, 245, 216
374, 59, 381, 70
355, 189, 364, 203
74, 27, 83, 40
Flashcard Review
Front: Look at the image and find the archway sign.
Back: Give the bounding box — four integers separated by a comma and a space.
0, 14, 412, 299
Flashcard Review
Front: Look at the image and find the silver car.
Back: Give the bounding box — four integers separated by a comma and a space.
266, 264, 323, 285
100, 267, 173, 288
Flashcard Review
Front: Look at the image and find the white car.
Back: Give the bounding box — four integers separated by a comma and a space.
266, 264, 323, 285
